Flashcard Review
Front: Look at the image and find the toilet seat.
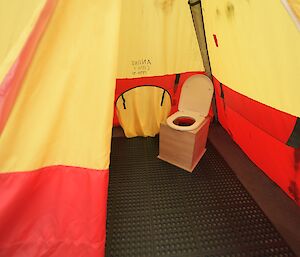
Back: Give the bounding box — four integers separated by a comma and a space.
167, 111, 206, 131
166, 74, 214, 131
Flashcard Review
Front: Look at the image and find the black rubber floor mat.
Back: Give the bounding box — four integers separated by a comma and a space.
106, 137, 294, 257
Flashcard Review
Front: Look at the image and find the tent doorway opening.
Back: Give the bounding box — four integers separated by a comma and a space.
115, 86, 172, 138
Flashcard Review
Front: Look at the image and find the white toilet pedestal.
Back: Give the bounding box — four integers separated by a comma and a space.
158, 116, 211, 172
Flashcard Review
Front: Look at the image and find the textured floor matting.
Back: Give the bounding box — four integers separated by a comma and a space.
106, 137, 294, 257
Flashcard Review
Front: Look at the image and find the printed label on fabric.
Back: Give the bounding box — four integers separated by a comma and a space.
131, 58, 152, 76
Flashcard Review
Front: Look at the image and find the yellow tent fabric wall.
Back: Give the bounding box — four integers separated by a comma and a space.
202, 0, 300, 117
284, 0, 300, 27
115, 0, 204, 137
116, 86, 171, 137
0, 1, 121, 256
0, 0, 120, 171
117, 0, 203, 78
0, 0, 57, 132
0, 0, 47, 83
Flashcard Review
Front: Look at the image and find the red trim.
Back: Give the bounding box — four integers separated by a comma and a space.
0, 165, 109, 257
213, 76, 300, 205
0, 0, 59, 133
226, 105, 300, 204
114, 71, 204, 126
213, 77, 296, 144
213, 34, 219, 47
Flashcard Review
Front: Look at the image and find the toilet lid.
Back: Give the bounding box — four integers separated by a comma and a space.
178, 74, 214, 116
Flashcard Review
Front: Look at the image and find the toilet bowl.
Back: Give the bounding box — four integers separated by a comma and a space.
167, 74, 214, 131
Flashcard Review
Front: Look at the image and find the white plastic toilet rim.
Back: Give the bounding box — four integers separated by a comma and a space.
166, 111, 206, 131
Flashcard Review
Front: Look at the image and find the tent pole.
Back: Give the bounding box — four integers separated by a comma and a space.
188, 0, 218, 122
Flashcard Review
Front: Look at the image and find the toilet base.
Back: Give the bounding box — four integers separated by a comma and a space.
158, 117, 211, 172
158, 148, 206, 172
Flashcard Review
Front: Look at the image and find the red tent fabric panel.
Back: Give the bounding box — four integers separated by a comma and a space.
0, 166, 108, 257
213, 77, 297, 144
213, 77, 300, 205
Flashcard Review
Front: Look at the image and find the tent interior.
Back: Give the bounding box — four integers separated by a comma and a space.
0, 0, 300, 257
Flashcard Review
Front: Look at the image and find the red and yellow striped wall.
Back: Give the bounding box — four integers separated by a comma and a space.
202, 0, 300, 204
213, 77, 300, 204
1, 0, 299, 256
0, 0, 121, 256
113, 0, 204, 137
114, 72, 204, 137
0, 0, 203, 255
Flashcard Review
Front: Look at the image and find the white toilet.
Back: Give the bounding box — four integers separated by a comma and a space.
167, 74, 214, 131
